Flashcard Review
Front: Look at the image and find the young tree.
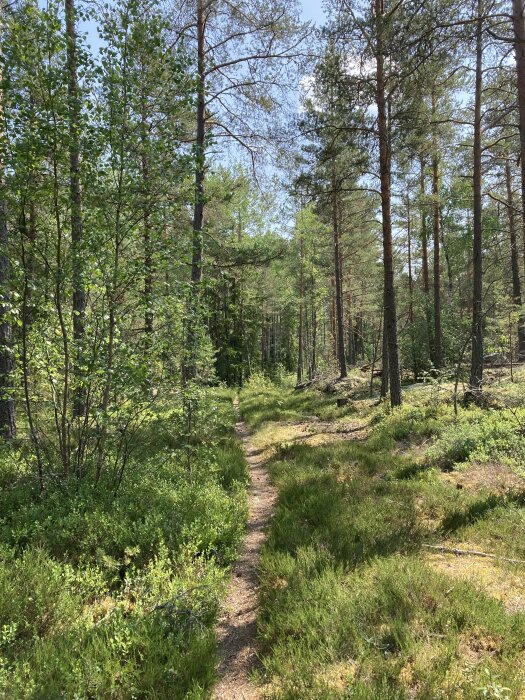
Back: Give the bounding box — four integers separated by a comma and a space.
373, 0, 401, 405
468, 0, 485, 400
0, 2, 16, 440
65, 0, 87, 417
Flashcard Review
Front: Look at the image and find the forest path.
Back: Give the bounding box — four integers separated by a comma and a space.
212, 398, 277, 700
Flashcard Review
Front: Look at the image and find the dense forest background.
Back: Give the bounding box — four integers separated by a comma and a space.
2, 0, 525, 696
2, 0, 525, 460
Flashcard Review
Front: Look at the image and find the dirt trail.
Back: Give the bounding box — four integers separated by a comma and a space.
212, 399, 277, 700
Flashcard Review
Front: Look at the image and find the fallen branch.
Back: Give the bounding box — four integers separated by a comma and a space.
423, 544, 525, 566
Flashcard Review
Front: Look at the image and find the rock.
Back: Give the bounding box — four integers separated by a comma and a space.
294, 381, 313, 391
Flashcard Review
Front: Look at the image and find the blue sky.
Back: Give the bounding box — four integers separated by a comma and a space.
300, 0, 326, 24
78, 1, 325, 54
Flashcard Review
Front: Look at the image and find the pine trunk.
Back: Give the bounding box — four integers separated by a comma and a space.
419, 157, 433, 360
375, 0, 401, 406
468, 4, 484, 400
332, 181, 347, 379
505, 159, 525, 359
381, 305, 389, 398
185, 0, 206, 382
512, 0, 525, 287
431, 142, 442, 368
140, 98, 154, 367
297, 233, 304, 384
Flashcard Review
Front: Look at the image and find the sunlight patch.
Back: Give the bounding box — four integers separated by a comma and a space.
425, 548, 525, 613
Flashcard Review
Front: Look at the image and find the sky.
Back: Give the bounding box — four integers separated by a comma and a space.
300, 0, 326, 25
77, 1, 326, 56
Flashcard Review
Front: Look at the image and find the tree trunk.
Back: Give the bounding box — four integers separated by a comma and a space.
505, 158, 525, 359
0, 202, 15, 441
65, 0, 87, 419
431, 95, 442, 368
407, 196, 418, 378
381, 303, 389, 398
346, 270, 355, 366
0, 8, 15, 440
375, 0, 401, 405
407, 196, 414, 324
347, 310, 355, 365
419, 159, 430, 297
140, 96, 154, 371
331, 180, 347, 379
310, 286, 317, 379
185, 0, 206, 382
331, 276, 336, 357
512, 0, 525, 287
468, 3, 484, 400
297, 232, 304, 384
355, 313, 364, 360
419, 156, 433, 361
440, 215, 454, 294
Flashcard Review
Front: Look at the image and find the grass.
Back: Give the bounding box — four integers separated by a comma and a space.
240, 378, 525, 699
7, 369, 524, 698
239, 374, 359, 430
0, 388, 248, 699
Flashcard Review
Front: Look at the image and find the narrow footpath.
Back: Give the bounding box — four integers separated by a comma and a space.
212, 398, 277, 700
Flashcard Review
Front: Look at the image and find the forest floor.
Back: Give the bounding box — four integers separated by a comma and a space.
0, 389, 249, 699
233, 372, 525, 699
4, 373, 525, 698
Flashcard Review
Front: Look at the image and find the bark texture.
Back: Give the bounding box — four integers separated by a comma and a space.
512, 0, 525, 284
375, 0, 401, 406
431, 131, 442, 367
185, 0, 206, 383
332, 181, 347, 379
505, 158, 525, 360
468, 4, 484, 399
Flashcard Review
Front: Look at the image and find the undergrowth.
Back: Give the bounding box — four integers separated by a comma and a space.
242, 382, 525, 699
0, 388, 247, 699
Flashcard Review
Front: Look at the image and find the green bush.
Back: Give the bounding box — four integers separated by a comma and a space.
427, 409, 525, 470
368, 403, 445, 451
0, 390, 248, 698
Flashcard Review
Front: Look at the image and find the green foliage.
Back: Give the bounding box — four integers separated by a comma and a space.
368, 402, 445, 450
0, 391, 247, 698
244, 385, 525, 699
428, 409, 525, 471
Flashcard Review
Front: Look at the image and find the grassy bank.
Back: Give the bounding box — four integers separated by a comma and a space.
0, 389, 247, 699
241, 377, 525, 699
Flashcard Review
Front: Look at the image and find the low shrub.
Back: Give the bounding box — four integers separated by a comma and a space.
0, 390, 247, 698
427, 409, 525, 471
